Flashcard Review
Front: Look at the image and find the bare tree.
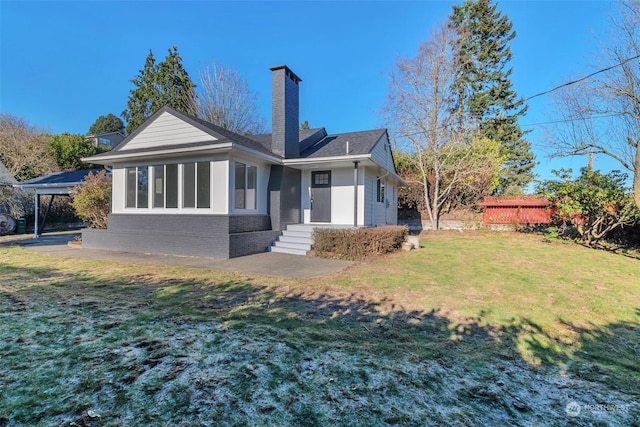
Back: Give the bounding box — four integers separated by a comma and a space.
545, 0, 640, 208
0, 113, 57, 182
195, 61, 267, 135
384, 23, 503, 229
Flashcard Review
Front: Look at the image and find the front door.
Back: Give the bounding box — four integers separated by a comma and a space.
311, 170, 331, 222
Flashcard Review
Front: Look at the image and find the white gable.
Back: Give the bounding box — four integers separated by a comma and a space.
370, 133, 394, 171
120, 111, 215, 151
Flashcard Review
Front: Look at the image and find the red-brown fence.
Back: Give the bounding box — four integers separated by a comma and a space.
478, 196, 553, 225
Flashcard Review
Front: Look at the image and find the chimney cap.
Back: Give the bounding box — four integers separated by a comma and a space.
269, 64, 302, 83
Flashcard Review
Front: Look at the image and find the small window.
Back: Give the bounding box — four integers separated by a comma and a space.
377, 178, 385, 203
137, 167, 149, 208
314, 173, 329, 185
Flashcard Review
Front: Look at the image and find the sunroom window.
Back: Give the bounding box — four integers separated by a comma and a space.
125, 166, 149, 208
126, 162, 210, 210
234, 162, 257, 210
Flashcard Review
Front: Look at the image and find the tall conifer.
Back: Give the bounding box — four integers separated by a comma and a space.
449, 0, 535, 194
122, 46, 196, 134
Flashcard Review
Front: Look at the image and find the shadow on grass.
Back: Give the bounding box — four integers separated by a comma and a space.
1, 260, 638, 425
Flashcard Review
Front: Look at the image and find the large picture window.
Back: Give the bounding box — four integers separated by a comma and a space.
234, 162, 257, 210
125, 162, 210, 210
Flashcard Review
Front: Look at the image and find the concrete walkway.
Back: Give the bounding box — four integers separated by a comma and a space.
0, 231, 352, 279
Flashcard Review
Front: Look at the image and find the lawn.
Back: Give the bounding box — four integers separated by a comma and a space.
0, 231, 638, 426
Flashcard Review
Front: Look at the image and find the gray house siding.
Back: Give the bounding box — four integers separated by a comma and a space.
268, 165, 301, 231
82, 213, 276, 258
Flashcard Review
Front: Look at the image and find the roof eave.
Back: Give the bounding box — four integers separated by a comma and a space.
283, 154, 373, 165
81, 142, 235, 164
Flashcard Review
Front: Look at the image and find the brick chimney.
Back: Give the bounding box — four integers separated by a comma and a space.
270, 65, 301, 158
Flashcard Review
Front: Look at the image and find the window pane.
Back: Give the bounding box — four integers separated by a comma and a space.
183, 163, 195, 208
234, 162, 245, 209
137, 166, 148, 208
166, 164, 178, 208
153, 165, 164, 208
126, 167, 136, 208
247, 165, 257, 210
197, 161, 210, 209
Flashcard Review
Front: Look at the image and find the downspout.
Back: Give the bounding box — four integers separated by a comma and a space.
353, 161, 359, 227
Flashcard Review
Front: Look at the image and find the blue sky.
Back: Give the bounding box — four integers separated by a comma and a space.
0, 0, 619, 184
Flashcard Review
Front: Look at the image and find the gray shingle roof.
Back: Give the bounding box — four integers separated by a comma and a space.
19, 169, 107, 187
249, 128, 327, 153
0, 162, 17, 186
299, 128, 386, 158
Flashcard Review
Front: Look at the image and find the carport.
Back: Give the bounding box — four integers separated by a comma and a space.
15, 169, 107, 236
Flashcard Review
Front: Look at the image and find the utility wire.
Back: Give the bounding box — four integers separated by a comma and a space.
393, 55, 640, 140
524, 54, 640, 101
394, 112, 624, 140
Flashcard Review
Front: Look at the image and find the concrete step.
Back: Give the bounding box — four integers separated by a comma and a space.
282, 230, 313, 239
285, 224, 318, 232
274, 241, 311, 251
278, 235, 313, 245
269, 246, 309, 256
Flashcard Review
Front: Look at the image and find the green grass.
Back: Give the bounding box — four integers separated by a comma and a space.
0, 231, 638, 426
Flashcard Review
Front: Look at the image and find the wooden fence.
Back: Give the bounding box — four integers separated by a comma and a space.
478, 196, 553, 225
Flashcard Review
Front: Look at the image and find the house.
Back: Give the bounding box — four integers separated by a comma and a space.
81, 65, 404, 258
0, 162, 17, 187
87, 131, 125, 149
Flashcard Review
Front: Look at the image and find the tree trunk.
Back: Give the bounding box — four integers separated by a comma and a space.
633, 145, 640, 210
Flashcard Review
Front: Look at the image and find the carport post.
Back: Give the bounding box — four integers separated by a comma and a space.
34, 193, 39, 237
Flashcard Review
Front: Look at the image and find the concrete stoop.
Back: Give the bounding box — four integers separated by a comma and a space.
269, 224, 315, 256
269, 224, 355, 256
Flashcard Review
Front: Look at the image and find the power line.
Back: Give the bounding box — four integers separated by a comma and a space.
521, 112, 626, 128
394, 112, 624, 140
524, 54, 640, 101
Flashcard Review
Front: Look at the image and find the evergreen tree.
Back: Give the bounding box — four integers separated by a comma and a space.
122, 46, 196, 134
88, 113, 124, 135
449, 0, 535, 194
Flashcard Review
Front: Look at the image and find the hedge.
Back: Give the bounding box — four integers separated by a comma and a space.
313, 226, 408, 260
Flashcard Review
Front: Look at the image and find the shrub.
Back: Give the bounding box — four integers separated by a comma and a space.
538, 168, 640, 247
71, 170, 111, 229
313, 226, 408, 260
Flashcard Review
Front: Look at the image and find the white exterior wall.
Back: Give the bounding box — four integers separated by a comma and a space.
112, 167, 126, 212
302, 166, 365, 225
386, 182, 398, 225
364, 168, 394, 227
370, 133, 394, 170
